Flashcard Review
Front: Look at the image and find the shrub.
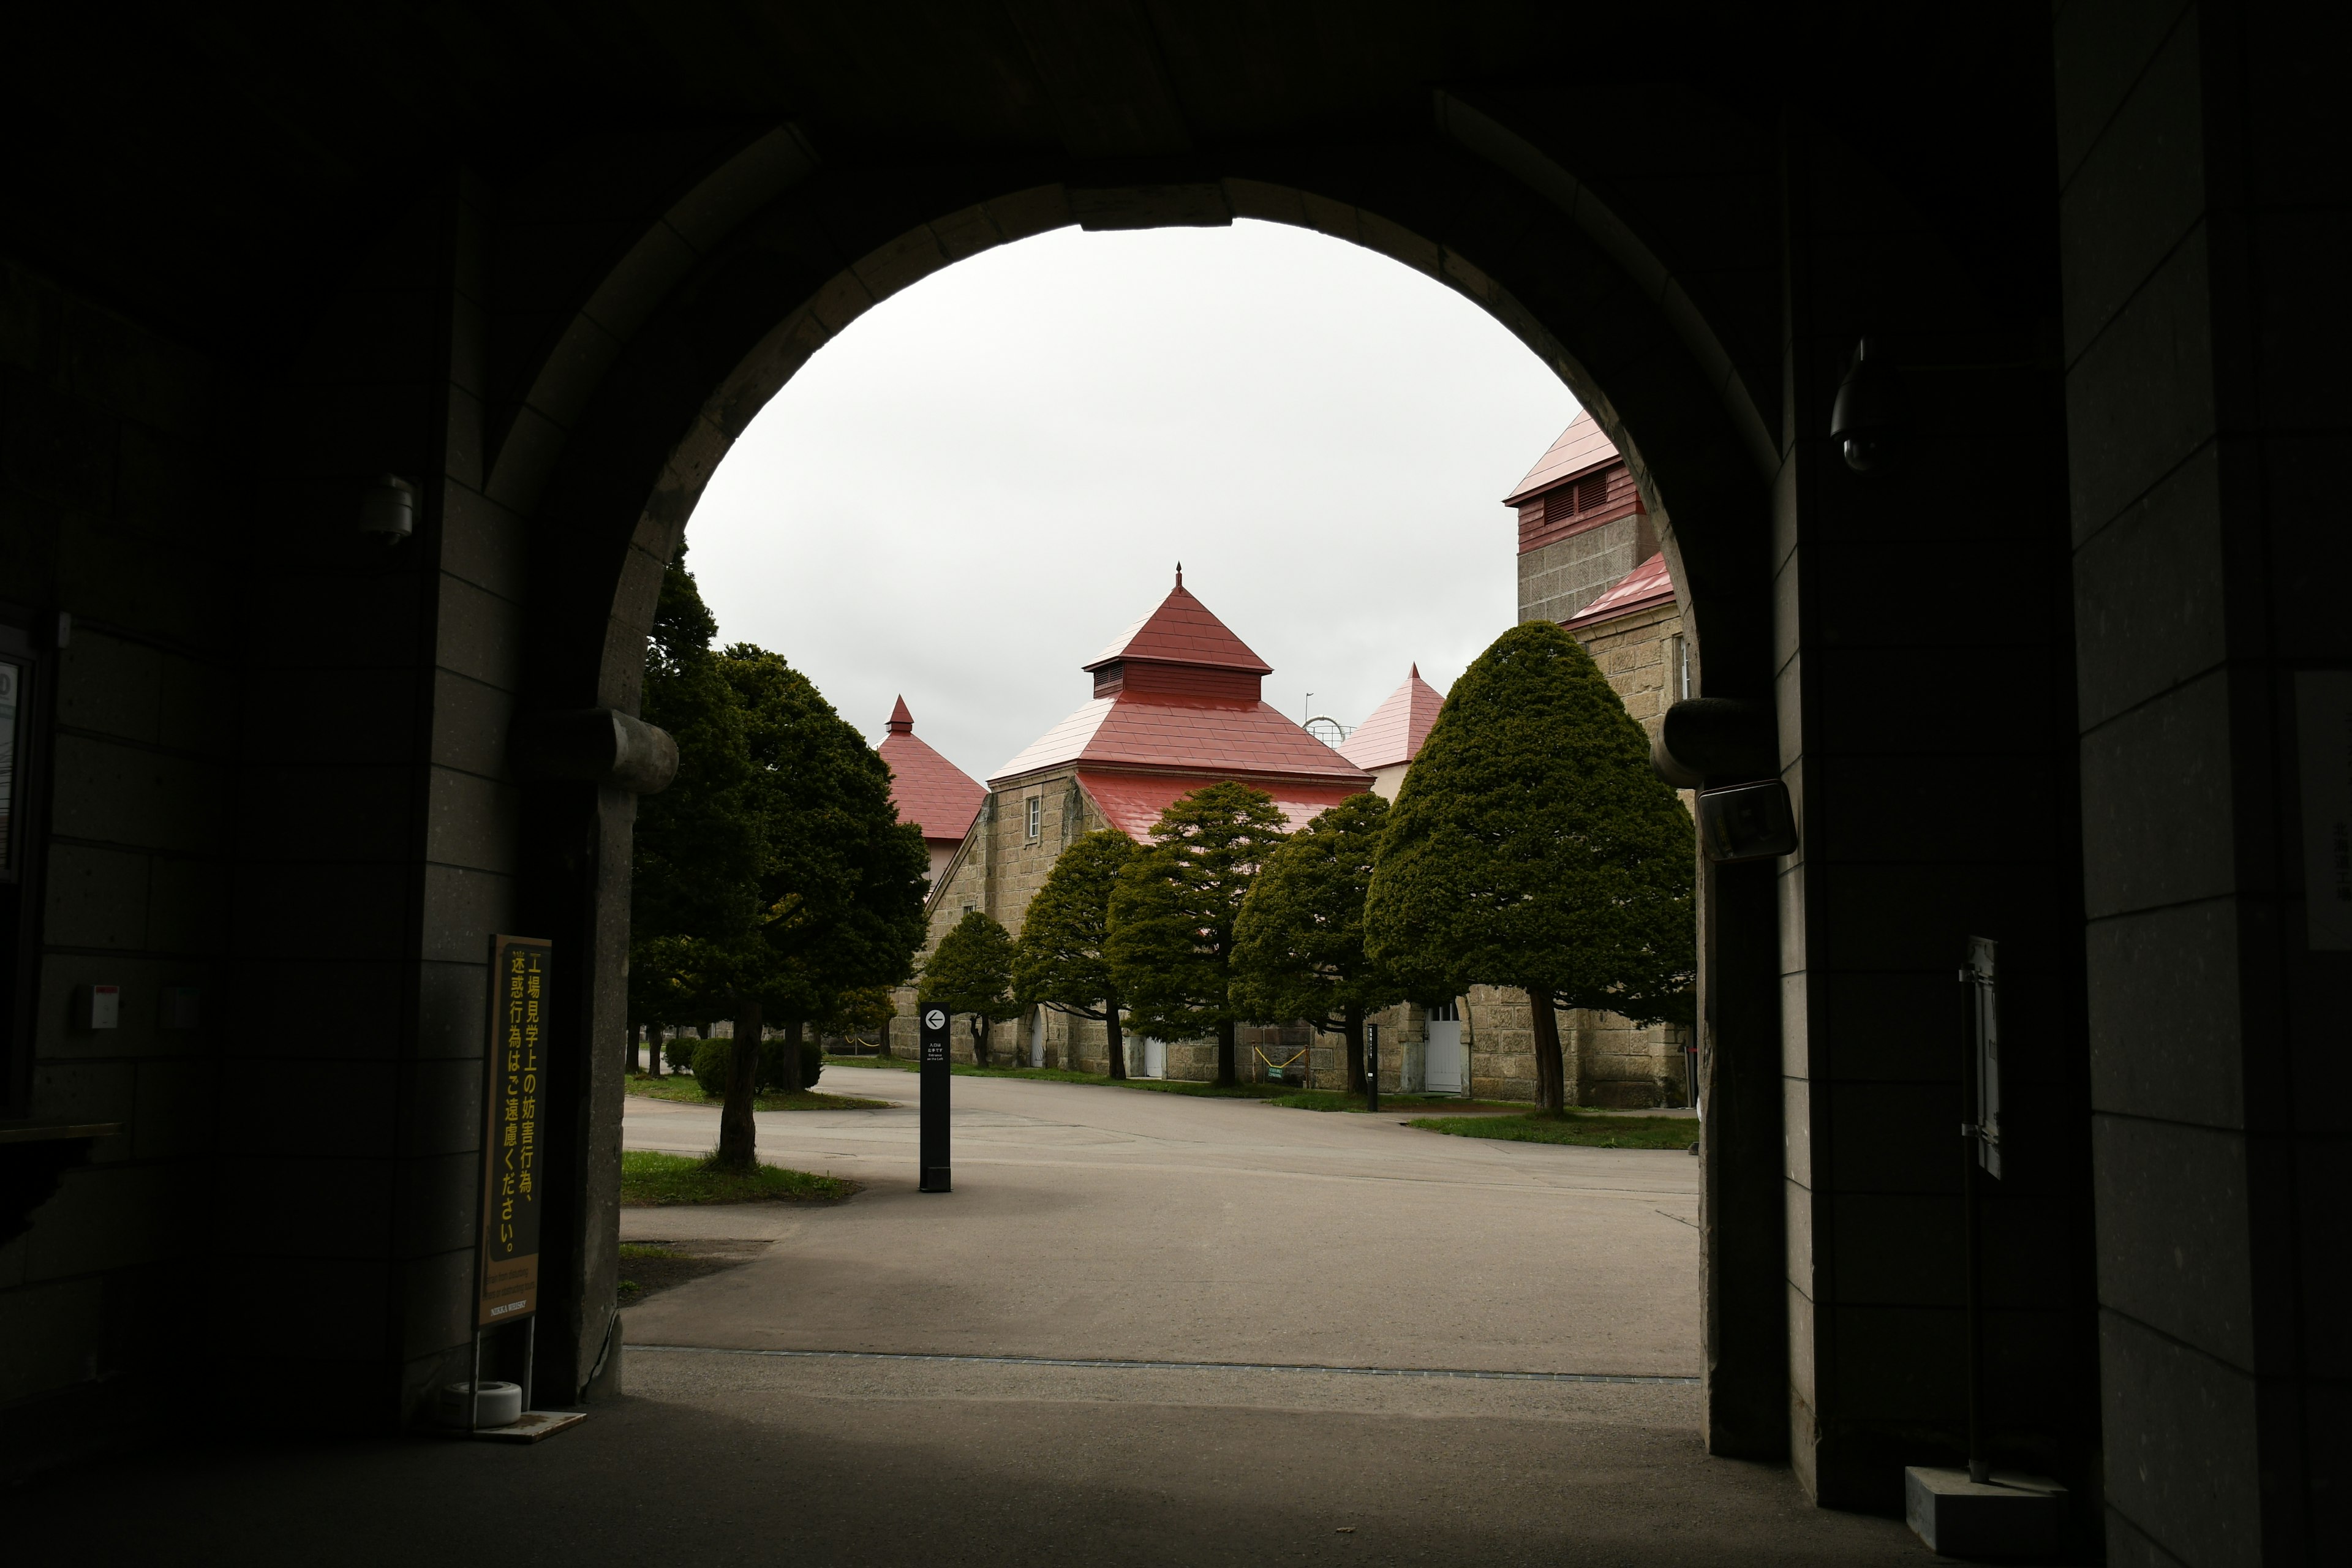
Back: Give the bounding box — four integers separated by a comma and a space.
759, 1037, 824, 1092
665, 1033, 699, 1073
691, 1039, 731, 1096
690, 1036, 824, 1097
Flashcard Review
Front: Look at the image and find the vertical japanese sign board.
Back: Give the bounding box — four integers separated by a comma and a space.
918, 1004, 951, 1193
479, 935, 552, 1327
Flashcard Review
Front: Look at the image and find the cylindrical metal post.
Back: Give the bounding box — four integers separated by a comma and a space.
1367, 1022, 1381, 1113
1961, 955, 1987, 1484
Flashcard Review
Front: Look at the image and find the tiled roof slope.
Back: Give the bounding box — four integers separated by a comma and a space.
1340, 664, 1444, 771
1076, 771, 1367, 840
1561, 551, 1678, 631
1085, 571, 1273, 674
993, 694, 1370, 785
878, 698, 985, 845
1502, 410, 1621, 505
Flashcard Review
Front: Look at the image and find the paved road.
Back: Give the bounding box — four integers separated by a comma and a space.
586, 1075, 1924, 1564
13, 1076, 1928, 1567
621, 1067, 1703, 1375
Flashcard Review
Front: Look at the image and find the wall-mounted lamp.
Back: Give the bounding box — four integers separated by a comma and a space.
358, 474, 417, 543
1656, 698, 1800, 862
1830, 337, 1907, 475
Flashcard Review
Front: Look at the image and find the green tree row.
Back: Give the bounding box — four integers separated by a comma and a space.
630, 549, 930, 1166
921, 620, 1698, 1110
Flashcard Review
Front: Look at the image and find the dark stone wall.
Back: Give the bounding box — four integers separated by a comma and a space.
2057, 2, 2349, 1561
0, 254, 237, 1469
1774, 117, 2098, 1517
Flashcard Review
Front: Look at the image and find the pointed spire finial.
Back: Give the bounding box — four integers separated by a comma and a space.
1175, 561, 1183, 589
887, 695, 914, 735
1409, 662, 1420, 679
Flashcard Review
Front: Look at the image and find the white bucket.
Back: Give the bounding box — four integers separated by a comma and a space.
437, 1379, 523, 1429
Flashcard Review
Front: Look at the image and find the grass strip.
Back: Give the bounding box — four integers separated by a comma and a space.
620, 1149, 861, 1205
626, 1077, 890, 1112
1262, 1090, 1524, 1114
1408, 1111, 1700, 1150
825, 1054, 1286, 1097
824, 1054, 1541, 1112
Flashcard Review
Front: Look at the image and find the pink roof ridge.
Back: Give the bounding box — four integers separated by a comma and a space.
1084, 573, 1272, 675
1561, 551, 1678, 630
877, 700, 985, 845
1502, 410, 1623, 505
1340, 665, 1446, 771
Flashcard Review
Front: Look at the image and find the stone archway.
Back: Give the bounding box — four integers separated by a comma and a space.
500, 131, 1795, 1458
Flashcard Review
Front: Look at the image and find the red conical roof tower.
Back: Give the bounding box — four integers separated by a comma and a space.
992, 568, 1372, 839
1340, 664, 1445, 772
877, 698, 984, 876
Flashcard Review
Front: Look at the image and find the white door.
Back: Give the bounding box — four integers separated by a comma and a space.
1142, 1037, 1167, 1079
1425, 1019, 1465, 1095
1029, 1009, 1046, 1068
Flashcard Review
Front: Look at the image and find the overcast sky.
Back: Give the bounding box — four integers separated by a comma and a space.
685, 219, 1579, 783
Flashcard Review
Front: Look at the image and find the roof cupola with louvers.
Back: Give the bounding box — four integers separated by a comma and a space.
1507, 411, 1659, 626
1080, 564, 1273, 702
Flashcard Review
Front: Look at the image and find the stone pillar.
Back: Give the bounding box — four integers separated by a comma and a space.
2057, 5, 2345, 1559
1773, 119, 2095, 1510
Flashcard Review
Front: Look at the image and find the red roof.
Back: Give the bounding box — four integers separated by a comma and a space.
991, 576, 1371, 804
1502, 411, 1621, 505
1084, 568, 1272, 675
1561, 552, 1678, 631
993, 695, 1370, 786
1340, 665, 1445, 771
1076, 771, 1368, 840
877, 698, 985, 845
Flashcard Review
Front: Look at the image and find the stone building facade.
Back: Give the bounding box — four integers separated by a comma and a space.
888, 573, 1373, 1068
1509, 413, 1661, 629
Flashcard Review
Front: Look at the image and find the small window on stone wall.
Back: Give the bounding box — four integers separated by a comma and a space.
1025, 796, 1041, 840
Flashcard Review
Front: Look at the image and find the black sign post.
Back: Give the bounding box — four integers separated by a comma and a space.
1959, 937, 2002, 1484
1366, 1022, 1381, 1113
918, 1004, 952, 1193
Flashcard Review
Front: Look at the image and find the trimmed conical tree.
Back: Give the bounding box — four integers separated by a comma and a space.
1364, 620, 1695, 1112
921, 908, 1020, 1066
1231, 792, 1401, 1093
1107, 782, 1290, 1087
1014, 829, 1144, 1078
707, 645, 929, 1165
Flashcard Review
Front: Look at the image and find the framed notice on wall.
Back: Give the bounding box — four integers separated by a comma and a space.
478, 935, 552, 1327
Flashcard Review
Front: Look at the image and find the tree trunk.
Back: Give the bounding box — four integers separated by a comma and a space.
1216, 1017, 1237, 1087
648, 1022, 664, 1079
1104, 1000, 1127, 1080
1343, 1003, 1366, 1093
1528, 989, 1566, 1114
779, 1017, 804, 1093
969, 1015, 987, 1067
718, 998, 763, 1167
